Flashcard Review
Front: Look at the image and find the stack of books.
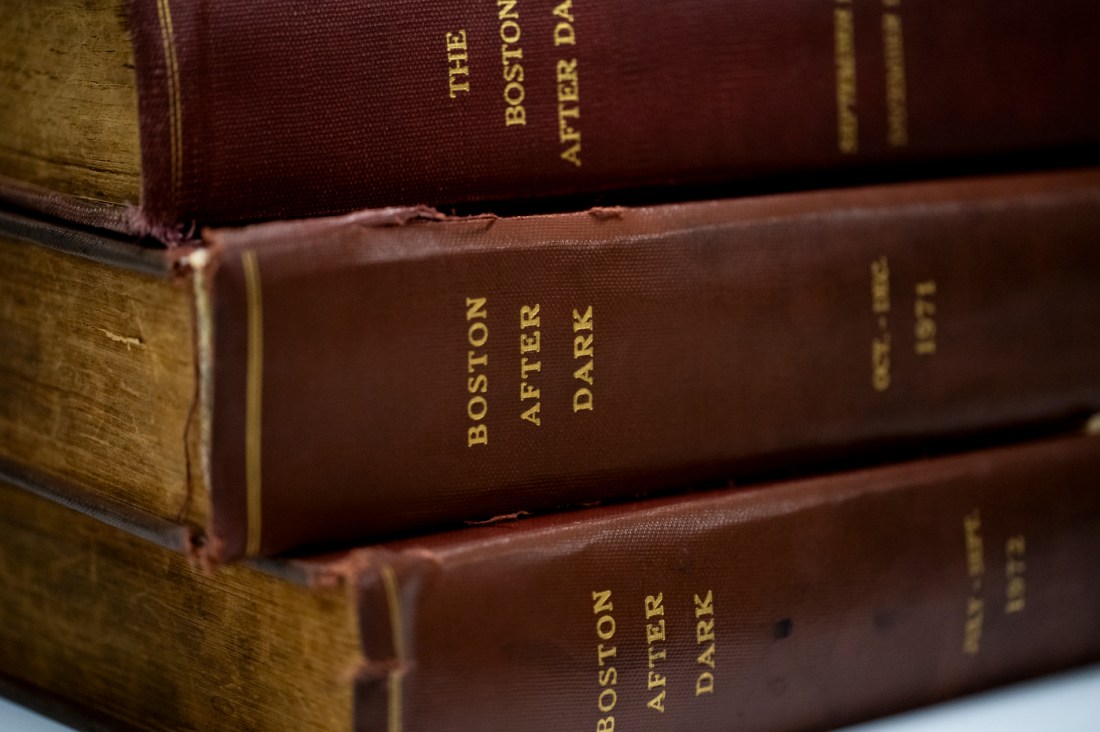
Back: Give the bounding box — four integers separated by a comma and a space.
2, 1, 1099, 730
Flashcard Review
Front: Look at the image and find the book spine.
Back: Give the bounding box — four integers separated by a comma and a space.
198, 169, 1100, 559
128, 0, 1100, 229
352, 433, 1100, 731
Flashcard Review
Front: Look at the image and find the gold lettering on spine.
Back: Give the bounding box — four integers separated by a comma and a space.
553, 0, 576, 45
1005, 535, 1027, 614
644, 594, 667, 713
155, 0, 183, 199
593, 590, 618, 730
498, 0, 527, 126
962, 510, 986, 655
694, 591, 716, 695
870, 256, 891, 392
466, 297, 490, 446
573, 306, 594, 412
446, 30, 471, 99
553, 1, 582, 166
914, 280, 936, 355
834, 2, 859, 154
242, 251, 264, 556
380, 566, 406, 732
882, 0, 908, 146
519, 304, 542, 425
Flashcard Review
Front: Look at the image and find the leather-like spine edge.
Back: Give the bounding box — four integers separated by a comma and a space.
0, 206, 173, 276
176, 246, 218, 562
0, 176, 139, 239
0, 458, 196, 555
346, 550, 437, 732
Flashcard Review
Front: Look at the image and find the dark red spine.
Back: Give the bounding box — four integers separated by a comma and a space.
201, 169, 1100, 558
351, 433, 1100, 731
130, 0, 1100, 230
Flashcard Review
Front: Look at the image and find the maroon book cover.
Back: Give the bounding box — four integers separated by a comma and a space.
191, 169, 1100, 559
5, 430, 1099, 730
125, 0, 1100, 234
350, 432, 1100, 731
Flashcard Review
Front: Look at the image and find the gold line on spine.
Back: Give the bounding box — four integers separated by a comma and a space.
242, 251, 264, 556
380, 565, 405, 732
155, 0, 184, 199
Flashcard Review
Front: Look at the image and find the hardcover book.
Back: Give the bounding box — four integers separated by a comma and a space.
2, 168, 1100, 560
2, 431, 1099, 730
1, 0, 1099, 238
